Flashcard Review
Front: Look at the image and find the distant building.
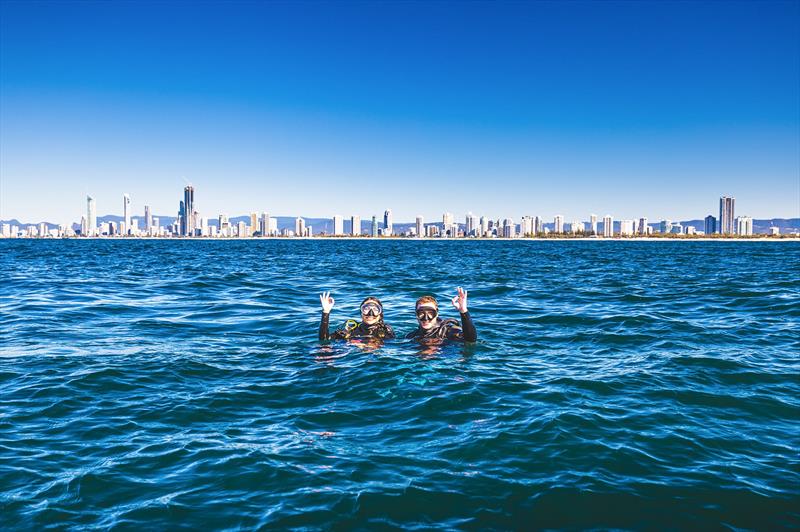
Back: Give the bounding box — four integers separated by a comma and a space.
590, 214, 598, 236
769, 226, 780, 235
571, 221, 584, 234
87, 196, 97, 236
383, 210, 393, 236
416, 215, 424, 238
144, 205, 152, 235
260, 212, 270, 236
123, 194, 131, 235
534, 216, 544, 235
736, 216, 753, 236
554, 215, 564, 234
521, 216, 533, 236
603, 215, 613, 237
333, 215, 344, 236
719, 196, 735, 235
351, 215, 361, 236
503, 218, 515, 238
181, 186, 195, 236
480, 216, 489, 237
295, 217, 305, 237
704, 215, 717, 235
638, 217, 648, 235
371, 216, 378, 237
659, 220, 671, 233
619, 219, 635, 236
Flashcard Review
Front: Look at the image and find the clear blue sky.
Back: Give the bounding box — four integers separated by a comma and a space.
1, 1, 798, 224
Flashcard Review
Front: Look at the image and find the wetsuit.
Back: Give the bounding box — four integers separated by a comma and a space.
405, 312, 477, 342
319, 312, 396, 340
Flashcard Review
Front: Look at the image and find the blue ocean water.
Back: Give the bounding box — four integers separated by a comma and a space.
1, 239, 799, 529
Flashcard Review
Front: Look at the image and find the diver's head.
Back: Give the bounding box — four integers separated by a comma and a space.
415, 295, 439, 330
360, 296, 383, 326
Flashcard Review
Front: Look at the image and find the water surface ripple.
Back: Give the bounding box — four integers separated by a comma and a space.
1, 240, 799, 529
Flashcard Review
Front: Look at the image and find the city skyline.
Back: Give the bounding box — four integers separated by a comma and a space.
1, 2, 798, 223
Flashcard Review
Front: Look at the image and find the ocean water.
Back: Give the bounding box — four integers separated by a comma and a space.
1, 239, 799, 529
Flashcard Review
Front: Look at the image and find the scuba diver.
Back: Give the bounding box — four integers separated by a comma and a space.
318, 292, 396, 340
406, 287, 477, 342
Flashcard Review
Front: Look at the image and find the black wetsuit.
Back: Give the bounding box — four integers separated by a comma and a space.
319, 312, 396, 340
405, 312, 477, 342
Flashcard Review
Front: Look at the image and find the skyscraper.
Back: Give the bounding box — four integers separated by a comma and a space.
371, 216, 378, 237
603, 215, 613, 237
590, 214, 598, 236
383, 210, 393, 236
480, 216, 488, 237
620, 220, 635, 236
295, 217, 305, 237
416, 215, 424, 238
554, 215, 564, 234
638, 217, 648, 235
704, 215, 717, 235
351, 215, 361, 236
122, 194, 131, 235
86, 195, 97, 236
534, 216, 544, 235
260, 212, 270, 236
144, 205, 152, 235
719, 196, 735, 235
250, 213, 258, 233
333, 215, 344, 236
182, 185, 195, 236
503, 218, 515, 238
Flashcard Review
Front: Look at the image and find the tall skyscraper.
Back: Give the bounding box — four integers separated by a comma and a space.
144, 205, 152, 235
603, 215, 613, 237
351, 215, 361, 236
333, 215, 344, 236
503, 218, 515, 238
260, 212, 270, 236
250, 213, 258, 233
442, 212, 454, 237
590, 214, 598, 236
620, 220, 635, 236
371, 216, 378, 237
86, 195, 97, 236
416, 215, 424, 237
704, 215, 717, 235
719, 196, 735, 235
182, 185, 195, 236
554, 215, 564, 234
637, 217, 648, 235
295, 217, 305, 237
520, 216, 532, 236
122, 194, 131, 235
383, 210, 393, 236
480, 216, 488, 237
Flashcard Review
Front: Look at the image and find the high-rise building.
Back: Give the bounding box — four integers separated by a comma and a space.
218, 214, 229, 237
250, 213, 258, 233
144, 205, 152, 235
442, 212, 454, 237
416, 215, 424, 238
704, 215, 716, 235
659, 220, 671, 233
719, 196, 735, 235
86, 195, 97, 236
182, 186, 195, 236
465, 212, 479, 236
571, 221, 584, 234
534, 216, 544, 235
295, 217, 305, 237
260, 212, 270, 236
503, 218, 515, 238
333, 215, 344, 236
637, 217, 648, 235
736, 216, 753, 236
383, 210, 393, 236
371, 216, 378, 237
620, 220, 635, 236
351, 215, 361, 236
554, 215, 564, 234
603, 215, 613, 237
237, 220, 247, 238
590, 214, 598, 236
122, 194, 131, 235
480, 216, 488, 237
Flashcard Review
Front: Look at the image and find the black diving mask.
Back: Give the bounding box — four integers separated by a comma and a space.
361, 302, 382, 317
416, 308, 437, 321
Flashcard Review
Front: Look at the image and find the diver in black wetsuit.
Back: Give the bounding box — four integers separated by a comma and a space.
405, 287, 477, 342
318, 292, 396, 340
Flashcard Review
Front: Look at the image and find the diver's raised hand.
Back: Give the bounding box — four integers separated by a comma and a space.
320, 291, 335, 314
451, 287, 468, 313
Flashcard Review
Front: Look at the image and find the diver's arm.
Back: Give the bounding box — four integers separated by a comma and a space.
459, 311, 477, 342
318, 291, 335, 340
319, 311, 331, 340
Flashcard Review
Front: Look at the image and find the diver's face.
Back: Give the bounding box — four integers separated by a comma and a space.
416, 305, 438, 330
361, 301, 382, 325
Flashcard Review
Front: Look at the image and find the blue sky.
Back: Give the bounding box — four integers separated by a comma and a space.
1, 1, 798, 224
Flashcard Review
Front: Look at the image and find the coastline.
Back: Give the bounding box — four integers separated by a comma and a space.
3, 236, 798, 242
